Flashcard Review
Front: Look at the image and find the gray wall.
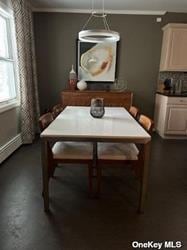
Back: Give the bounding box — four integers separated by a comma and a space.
0, 108, 20, 147
33, 12, 187, 116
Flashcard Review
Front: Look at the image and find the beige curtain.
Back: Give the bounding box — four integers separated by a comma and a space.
11, 0, 40, 143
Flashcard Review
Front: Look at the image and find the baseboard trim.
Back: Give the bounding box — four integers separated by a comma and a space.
155, 129, 187, 139
0, 134, 22, 164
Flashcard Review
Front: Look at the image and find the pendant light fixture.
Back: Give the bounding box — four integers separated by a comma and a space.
78, 0, 120, 43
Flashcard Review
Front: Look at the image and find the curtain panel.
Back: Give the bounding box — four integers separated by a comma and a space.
11, 0, 40, 144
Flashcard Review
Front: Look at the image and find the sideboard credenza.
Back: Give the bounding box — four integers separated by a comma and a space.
61, 90, 133, 110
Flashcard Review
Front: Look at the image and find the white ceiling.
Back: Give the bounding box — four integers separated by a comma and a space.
31, 0, 187, 14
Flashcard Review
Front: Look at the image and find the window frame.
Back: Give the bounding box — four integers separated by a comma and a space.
0, 3, 20, 114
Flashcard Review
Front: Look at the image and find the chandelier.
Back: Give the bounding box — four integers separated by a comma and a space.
78, 0, 120, 43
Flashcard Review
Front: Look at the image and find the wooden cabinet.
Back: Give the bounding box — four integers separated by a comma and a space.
61, 90, 133, 110
154, 94, 187, 138
160, 23, 187, 72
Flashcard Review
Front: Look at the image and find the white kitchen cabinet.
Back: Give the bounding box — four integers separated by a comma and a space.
154, 94, 187, 138
160, 23, 187, 72
166, 107, 187, 134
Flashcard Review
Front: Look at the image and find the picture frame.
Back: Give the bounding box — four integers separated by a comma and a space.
77, 40, 118, 83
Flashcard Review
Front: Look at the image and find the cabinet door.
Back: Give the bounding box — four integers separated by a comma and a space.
165, 106, 187, 134
160, 28, 171, 71
160, 24, 187, 71
168, 28, 187, 71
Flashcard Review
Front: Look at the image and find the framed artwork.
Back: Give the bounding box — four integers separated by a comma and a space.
77, 41, 117, 83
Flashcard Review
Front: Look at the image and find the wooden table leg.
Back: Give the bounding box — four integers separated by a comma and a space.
93, 142, 97, 172
41, 140, 49, 212
138, 141, 151, 213
93, 142, 99, 195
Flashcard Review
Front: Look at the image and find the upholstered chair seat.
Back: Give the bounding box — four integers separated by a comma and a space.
98, 142, 139, 161
52, 142, 93, 160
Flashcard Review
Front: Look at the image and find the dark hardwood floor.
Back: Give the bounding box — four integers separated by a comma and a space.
0, 134, 187, 250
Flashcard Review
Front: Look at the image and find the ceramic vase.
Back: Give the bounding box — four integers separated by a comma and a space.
77, 80, 87, 91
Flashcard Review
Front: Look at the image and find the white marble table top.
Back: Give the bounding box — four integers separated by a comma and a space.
41, 106, 151, 143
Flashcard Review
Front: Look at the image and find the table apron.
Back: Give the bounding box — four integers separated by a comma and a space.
40, 136, 151, 144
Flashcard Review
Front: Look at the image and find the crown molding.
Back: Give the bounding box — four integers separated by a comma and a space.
162, 23, 187, 30
32, 8, 166, 15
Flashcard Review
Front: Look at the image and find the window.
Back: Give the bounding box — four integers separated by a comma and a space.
0, 5, 18, 110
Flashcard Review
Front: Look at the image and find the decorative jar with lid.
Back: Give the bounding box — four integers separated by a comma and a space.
90, 98, 105, 118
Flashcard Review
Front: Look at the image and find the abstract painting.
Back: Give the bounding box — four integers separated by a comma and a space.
77, 41, 117, 82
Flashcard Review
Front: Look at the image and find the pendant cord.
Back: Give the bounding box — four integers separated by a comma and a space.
79, 0, 120, 42
81, 0, 111, 31
102, 0, 104, 16
103, 16, 110, 30
92, 0, 94, 13
81, 0, 95, 30
81, 14, 93, 30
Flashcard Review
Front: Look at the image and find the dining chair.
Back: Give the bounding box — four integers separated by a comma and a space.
39, 112, 94, 194
39, 112, 54, 131
139, 114, 154, 133
129, 106, 139, 119
52, 104, 64, 118
96, 114, 154, 195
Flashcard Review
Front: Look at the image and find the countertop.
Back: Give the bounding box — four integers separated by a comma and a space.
156, 91, 187, 97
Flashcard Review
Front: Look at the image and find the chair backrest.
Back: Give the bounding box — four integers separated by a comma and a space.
138, 114, 154, 133
52, 104, 64, 118
129, 106, 139, 118
39, 112, 54, 132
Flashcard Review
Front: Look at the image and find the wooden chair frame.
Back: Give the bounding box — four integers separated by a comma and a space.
39, 112, 54, 132
129, 106, 139, 119
52, 104, 64, 118
96, 114, 154, 195
45, 142, 94, 195
39, 112, 94, 195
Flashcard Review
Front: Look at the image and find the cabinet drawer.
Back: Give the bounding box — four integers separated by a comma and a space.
167, 97, 187, 105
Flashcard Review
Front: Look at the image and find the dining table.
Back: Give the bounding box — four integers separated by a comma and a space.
40, 106, 151, 213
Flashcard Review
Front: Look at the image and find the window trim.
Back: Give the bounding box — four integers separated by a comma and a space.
0, 3, 20, 112
0, 98, 20, 114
